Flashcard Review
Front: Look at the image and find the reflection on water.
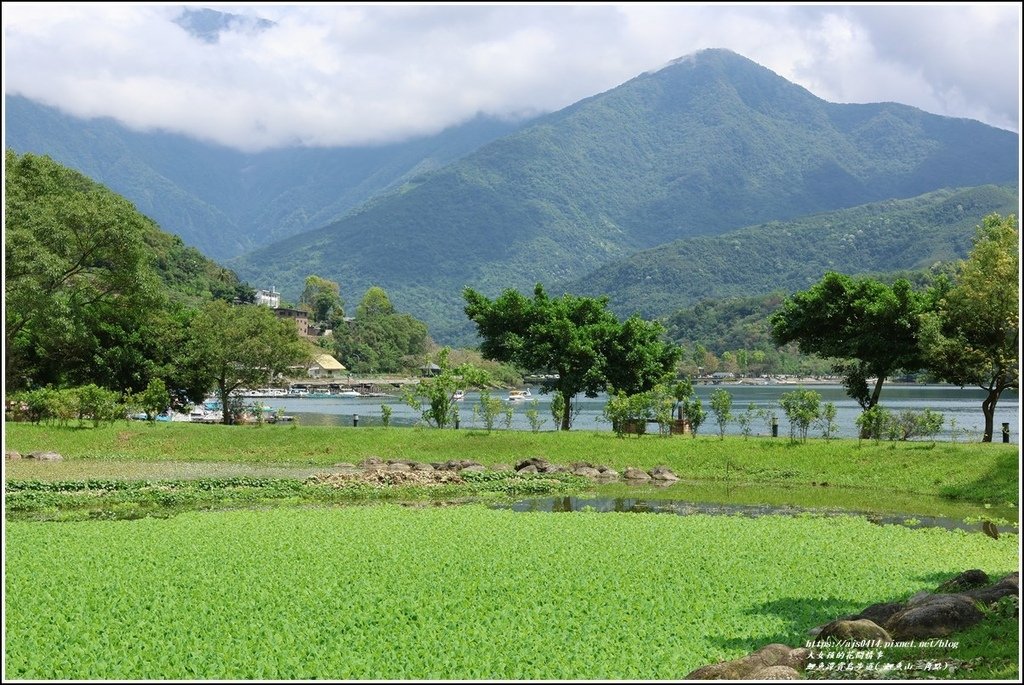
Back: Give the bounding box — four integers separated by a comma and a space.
494, 495, 1007, 533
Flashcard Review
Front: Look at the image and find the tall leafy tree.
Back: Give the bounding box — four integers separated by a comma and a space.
299, 275, 344, 327
333, 286, 429, 374
921, 214, 1019, 442
184, 301, 310, 424
4, 150, 164, 391
464, 284, 679, 430
770, 272, 927, 415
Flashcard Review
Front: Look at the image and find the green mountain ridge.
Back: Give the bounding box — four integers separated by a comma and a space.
563, 183, 1020, 321
4, 95, 525, 260
230, 49, 1018, 343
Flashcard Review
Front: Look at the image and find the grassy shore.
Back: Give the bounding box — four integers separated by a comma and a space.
5, 423, 1019, 507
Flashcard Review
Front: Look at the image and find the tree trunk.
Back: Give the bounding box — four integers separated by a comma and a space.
219, 381, 233, 425
857, 375, 888, 439
981, 388, 998, 442
560, 389, 572, 431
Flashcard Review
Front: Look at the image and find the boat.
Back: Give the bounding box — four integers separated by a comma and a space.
507, 389, 532, 402
336, 389, 362, 397
452, 390, 465, 402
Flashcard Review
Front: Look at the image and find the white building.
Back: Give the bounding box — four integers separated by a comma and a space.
255, 288, 281, 308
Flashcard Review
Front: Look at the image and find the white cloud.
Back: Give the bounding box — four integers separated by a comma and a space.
3, 3, 1019, 151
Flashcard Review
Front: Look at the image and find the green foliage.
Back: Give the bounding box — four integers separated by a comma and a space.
568, 184, 1019, 324
138, 379, 170, 422
856, 407, 945, 443
475, 390, 504, 433
380, 404, 392, 428
816, 402, 838, 441
921, 213, 1019, 441
771, 272, 930, 410
403, 348, 489, 428
709, 389, 733, 440
5, 506, 1016, 678
464, 284, 679, 430
855, 406, 894, 444
184, 300, 311, 422
680, 397, 706, 438
299, 275, 344, 327
779, 388, 822, 443
332, 286, 429, 374
524, 399, 547, 432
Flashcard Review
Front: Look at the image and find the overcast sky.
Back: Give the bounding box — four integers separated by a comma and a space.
3, 3, 1021, 151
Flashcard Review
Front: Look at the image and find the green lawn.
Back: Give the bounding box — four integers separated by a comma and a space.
5, 505, 1018, 680
5, 423, 1019, 506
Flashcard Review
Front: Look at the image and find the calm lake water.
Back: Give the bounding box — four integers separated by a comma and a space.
262, 384, 1019, 443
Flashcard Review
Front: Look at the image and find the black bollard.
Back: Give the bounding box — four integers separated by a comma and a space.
353, 413, 359, 427
771, 417, 778, 438
455, 415, 460, 430
1002, 422, 1010, 443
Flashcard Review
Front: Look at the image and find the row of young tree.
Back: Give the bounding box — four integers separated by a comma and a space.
770, 213, 1018, 442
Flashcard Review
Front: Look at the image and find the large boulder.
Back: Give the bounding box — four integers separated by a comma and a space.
460, 464, 487, 473
623, 467, 652, 481
573, 466, 602, 478
936, 569, 989, 593
516, 465, 539, 474
756, 666, 801, 680
412, 462, 436, 472
649, 466, 680, 481
817, 619, 892, 644
686, 644, 807, 680
849, 602, 906, 626
516, 457, 550, 471
960, 573, 1019, 606
885, 594, 984, 639
29, 451, 63, 461
386, 462, 412, 472
5, 451, 22, 461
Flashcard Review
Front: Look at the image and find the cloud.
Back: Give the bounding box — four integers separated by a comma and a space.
3, 3, 1019, 151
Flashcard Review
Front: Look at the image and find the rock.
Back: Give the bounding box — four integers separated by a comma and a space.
332, 462, 357, 469
596, 468, 619, 479
29, 451, 63, 462
623, 467, 652, 481
386, 462, 412, 472
850, 602, 905, 626
517, 465, 539, 474
489, 463, 512, 472
996, 572, 1019, 590
516, 457, 550, 471
412, 462, 436, 472
649, 466, 679, 481
460, 464, 487, 473
936, 569, 990, 593
961, 584, 1018, 606
5, 451, 22, 461
886, 594, 984, 639
686, 644, 806, 680
573, 466, 602, 478
570, 461, 596, 470
435, 460, 482, 471
817, 619, 892, 644
907, 590, 932, 606
359, 457, 384, 468
756, 666, 801, 680
387, 459, 419, 467
541, 464, 568, 474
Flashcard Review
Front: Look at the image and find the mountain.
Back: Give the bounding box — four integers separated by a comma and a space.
562, 183, 1020, 320
230, 49, 1018, 343
4, 95, 524, 260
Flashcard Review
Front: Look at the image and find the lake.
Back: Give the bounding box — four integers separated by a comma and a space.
259, 383, 1019, 443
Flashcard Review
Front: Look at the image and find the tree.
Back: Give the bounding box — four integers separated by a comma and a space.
4, 151, 165, 391
334, 287, 429, 374
770, 272, 927, 416
299, 275, 344, 327
709, 388, 733, 440
184, 301, 310, 424
779, 388, 821, 443
920, 214, 1019, 441
403, 348, 489, 428
464, 284, 679, 430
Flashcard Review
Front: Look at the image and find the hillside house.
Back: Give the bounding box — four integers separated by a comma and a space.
308, 354, 346, 379
274, 307, 310, 337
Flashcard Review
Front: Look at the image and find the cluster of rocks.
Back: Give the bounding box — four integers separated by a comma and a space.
686, 570, 1019, 680
325, 456, 681, 483
6, 450, 62, 461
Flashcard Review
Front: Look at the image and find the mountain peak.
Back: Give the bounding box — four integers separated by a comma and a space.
648, 47, 744, 74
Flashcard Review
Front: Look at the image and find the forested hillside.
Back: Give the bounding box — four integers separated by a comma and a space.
565, 184, 1019, 320
231, 50, 1018, 343
5, 95, 523, 260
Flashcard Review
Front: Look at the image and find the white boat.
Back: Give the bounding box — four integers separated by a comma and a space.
507, 389, 532, 402
452, 390, 465, 402
336, 389, 362, 397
